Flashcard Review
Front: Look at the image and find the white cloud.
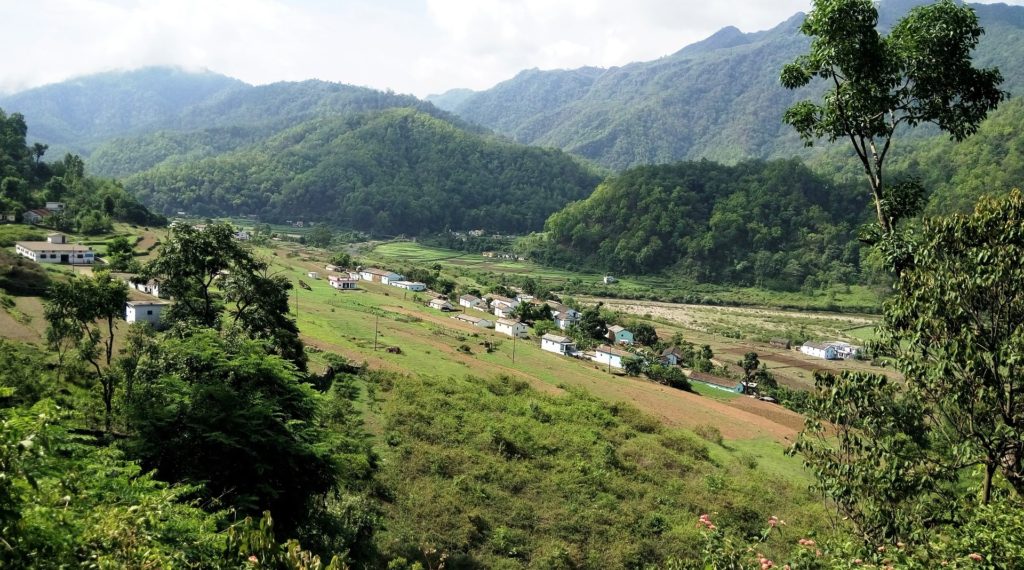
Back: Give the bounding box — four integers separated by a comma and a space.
1, 0, 1022, 98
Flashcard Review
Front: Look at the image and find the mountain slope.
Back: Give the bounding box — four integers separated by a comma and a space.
126, 109, 601, 235
0, 67, 246, 153
525, 159, 869, 290
435, 1, 1024, 170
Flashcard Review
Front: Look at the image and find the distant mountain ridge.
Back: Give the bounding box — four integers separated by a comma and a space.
428, 0, 1024, 170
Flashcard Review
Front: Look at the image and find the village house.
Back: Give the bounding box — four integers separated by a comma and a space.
452, 313, 493, 329
660, 346, 685, 366
21, 209, 53, 225
541, 333, 576, 356
495, 318, 528, 338
125, 300, 170, 328
770, 338, 792, 349
2, 212, 15, 223
489, 295, 519, 318
607, 325, 634, 345
688, 371, 744, 393
44, 201, 65, 212
602, 275, 617, 284
459, 294, 484, 310
328, 275, 358, 290
359, 267, 403, 284
800, 341, 840, 360
306, 271, 320, 280
14, 233, 94, 264
428, 297, 454, 311
592, 345, 634, 369
233, 230, 251, 241
129, 278, 163, 298
548, 303, 581, 330
391, 280, 427, 291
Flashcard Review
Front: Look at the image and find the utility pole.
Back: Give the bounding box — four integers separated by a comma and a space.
373, 313, 379, 351
512, 333, 517, 365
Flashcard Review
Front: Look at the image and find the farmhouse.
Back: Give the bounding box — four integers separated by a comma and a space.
592, 345, 634, 369
489, 295, 519, 318
541, 333, 576, 356
549, 303, 580, 330
391, 280, 427, 291
14, 233, 94, 264
328, 275, 358, 290
459, 294, 484, 310
125, 300, 170, 327
359, 267, 403, 284
428, 297, 454, 311
688, 371, 743, 393
800, 341, 840, 360
22, 209, 52, 225
660, 346, 685, 366
129, 278, 163, 298
607, 325, 634, 345
495, 318, 528, 338
452, 313, 493, 328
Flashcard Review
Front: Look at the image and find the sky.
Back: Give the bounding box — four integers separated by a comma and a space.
2, 0, 1022, 98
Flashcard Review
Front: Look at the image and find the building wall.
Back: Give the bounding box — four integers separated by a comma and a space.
127, 305, 164, 325
593, 351, 623, 368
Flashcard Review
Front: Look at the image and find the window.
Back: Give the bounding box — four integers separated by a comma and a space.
146, 310, 153, 315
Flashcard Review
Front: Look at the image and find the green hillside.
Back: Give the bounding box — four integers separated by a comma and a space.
433, 0, 1024, 170
124, 109, 601, 234
525, 159, 871, 291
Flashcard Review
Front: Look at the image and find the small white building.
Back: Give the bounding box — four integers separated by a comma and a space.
495, 318, 528, 338
459, 295, 484, 310
593, 345, 634, 369
359, 268, 403, 284
429, 297, 454, 311
800, 342, 839, 360
306, 271, 320, 280
493, 304, 516, 319
541, 333, 576, 355
603, 275, 617, 284
489, 295, 519, 314
44, 201, 65, 212
15, 233, 94, 264
391, 280, 427, 291
328, 275, 358, 290
452, 313, 494, 328
233, 230, 251, 241
130, 278, 163, 298
549, 303, 581, 330
125, 300, 170, 327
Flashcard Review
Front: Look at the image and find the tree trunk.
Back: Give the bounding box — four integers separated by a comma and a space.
983, 462, 996, 505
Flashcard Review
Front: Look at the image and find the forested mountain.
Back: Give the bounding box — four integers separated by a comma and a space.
0, 67, 246, 154
524, 160, 872, 291
126, 109, 601, 235
430, 0, 1024, 170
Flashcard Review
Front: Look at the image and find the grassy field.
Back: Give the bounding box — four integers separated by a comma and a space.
366, 240, 885, 313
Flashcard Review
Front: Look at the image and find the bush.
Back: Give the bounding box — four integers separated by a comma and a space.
694, 424, 724, 446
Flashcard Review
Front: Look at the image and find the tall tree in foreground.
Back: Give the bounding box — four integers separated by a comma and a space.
781, 0, 1005, 236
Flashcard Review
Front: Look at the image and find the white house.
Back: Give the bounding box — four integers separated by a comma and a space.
830, 341, 863, 359
452, 313, 493, 328
306, 271, 320, 280
233, 230, 251, 241
549, 303, 581, 330
15, 233, 94, 264
800, 342, 839, 360
130, 278, 163, 298
541, 333, 576, 355
359, 268, 403, 284
391, 280, 427, 291
603, 275, 617, 284
428, 297, 454, 311
493, 304, 516, 319
328, 275, 358, 290
125, 300, 170, 327
44, 201, 65, 212
459, 295, 484, 310
607, 325, 634, 345
495, 318, 528, 338
489, 295, 519, 311
592, 345, 634, 369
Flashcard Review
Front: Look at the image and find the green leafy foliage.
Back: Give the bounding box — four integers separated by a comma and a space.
124, 109, 600, 235
531, 159, 868, 289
